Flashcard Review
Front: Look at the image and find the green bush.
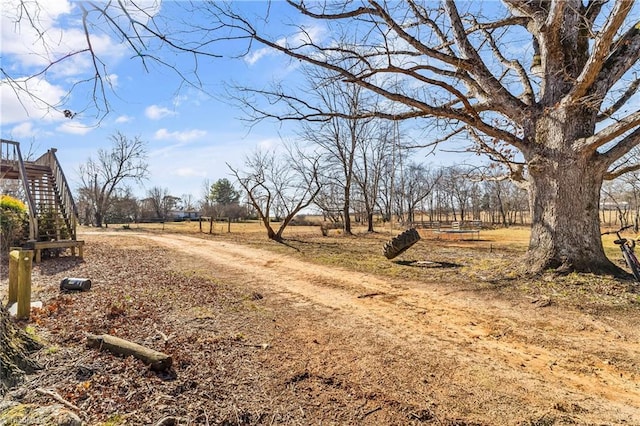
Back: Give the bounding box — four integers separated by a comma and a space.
0, 195, 29, 251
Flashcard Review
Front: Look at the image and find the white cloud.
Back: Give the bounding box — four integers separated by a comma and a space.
56, 122, 94, 135
1, 1, 126, 74
0, 76, 67, 124
10, 122, 38, 138
173, 94, 188, 107
145, 105, 177, 120
122, 0, 162, 23
115, 115, 133, 124
174, 167, 207, 178
245, 46, 276, 66
257, 137, 280, 151
106, 74, 119, 88
0, 0, 129, 127
244, 36, 289, 66
245, 24, 327, 67
154, 128, 207, 143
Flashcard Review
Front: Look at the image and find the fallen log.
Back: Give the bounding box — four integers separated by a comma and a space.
85, 333, 172, 371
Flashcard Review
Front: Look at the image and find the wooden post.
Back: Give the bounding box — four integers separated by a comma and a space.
8, 249, 33, 320
8, 250, 19, 305
17, 250, 33, 320
199, 217, 202, 232
227, 217, 231, 233
209, 217, 213, 234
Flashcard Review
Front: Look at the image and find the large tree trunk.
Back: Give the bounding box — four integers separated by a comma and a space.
524, 109, 620, 275
94, 211, 103, 228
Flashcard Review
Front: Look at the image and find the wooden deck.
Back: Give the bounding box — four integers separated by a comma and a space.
24, 240, 85, 263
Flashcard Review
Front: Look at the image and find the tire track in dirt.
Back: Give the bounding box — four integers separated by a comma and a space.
98, 232, 640, 422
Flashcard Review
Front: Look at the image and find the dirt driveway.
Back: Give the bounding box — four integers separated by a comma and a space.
5, 230, 640, 425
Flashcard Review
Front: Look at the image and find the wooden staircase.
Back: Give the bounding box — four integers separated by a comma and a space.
1, 139, 81, 259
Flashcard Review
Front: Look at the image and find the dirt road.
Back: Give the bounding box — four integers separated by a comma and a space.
122, 232, 640, 424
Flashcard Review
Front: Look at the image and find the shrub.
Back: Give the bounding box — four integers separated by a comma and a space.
0, 195, 29, 251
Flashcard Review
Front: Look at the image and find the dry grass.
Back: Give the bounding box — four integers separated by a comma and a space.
4, 223, 640, 425
95, 221, 640, 312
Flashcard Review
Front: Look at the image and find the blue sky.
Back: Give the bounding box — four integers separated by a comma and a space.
0, 0, 318, 200
1, 0, 506, 202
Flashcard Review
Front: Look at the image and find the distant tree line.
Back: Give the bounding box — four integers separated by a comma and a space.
72, 132, 639, 235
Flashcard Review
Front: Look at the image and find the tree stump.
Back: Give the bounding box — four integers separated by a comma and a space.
0, 308, 41, 395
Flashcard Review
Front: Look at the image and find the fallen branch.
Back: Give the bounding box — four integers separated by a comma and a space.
357, 292, 385, 299
362, 406, 381, 418
85, 333, 172, 371
242, 343, 270, 349
35, 387, 80, 412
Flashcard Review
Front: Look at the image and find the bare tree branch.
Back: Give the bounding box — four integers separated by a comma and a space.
597, 77, 640, 121
577, 110, 640, 152
599, 126, 640, 166
591, 20, 640, 102
444, 0, 529, 122
605, 162, 640, 180
565, 0, 634, 104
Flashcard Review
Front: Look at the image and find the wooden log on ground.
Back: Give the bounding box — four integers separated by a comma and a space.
85, 333, 172, 371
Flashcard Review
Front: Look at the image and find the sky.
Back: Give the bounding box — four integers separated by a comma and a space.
0, 0, 491, 204
13, 0, 632, 204
0, 0, 328, 200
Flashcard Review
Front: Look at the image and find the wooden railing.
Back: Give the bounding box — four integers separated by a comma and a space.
0, 139, 38, 240
34, 148, 78, 240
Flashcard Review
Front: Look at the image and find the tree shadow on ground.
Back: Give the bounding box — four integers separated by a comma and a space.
34, 257, 84, 276
277, 239, 302, 252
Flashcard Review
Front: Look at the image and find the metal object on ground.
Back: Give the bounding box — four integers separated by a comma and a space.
60, 277, 92, 291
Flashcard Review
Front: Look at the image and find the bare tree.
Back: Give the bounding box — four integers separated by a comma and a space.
353, 122, 395, 232
199, 179, 214, 217
77, 132, 148, 227
297, 67, 377, 235
233, 2, 640, 275
105, 187, 140, 224
6, 1, 640, 275
441, 166, 477, 222
314, 180, 344, 224
483, 177, 522, 227
145, 186, 179, 221
399, 163, 442, 224
229, 148, 321, 242
619, 171, 640, 229
180, 193, 198, 212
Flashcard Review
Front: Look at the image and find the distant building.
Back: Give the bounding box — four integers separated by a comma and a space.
168, 209, 200, 220
600, 201, 630, 211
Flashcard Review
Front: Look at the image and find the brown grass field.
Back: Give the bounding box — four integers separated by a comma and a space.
2, 220, 640, 425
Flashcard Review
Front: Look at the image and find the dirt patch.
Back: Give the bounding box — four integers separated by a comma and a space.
2, 230, 640, 425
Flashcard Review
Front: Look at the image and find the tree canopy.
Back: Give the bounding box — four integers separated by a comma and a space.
209, 179, 240, 206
